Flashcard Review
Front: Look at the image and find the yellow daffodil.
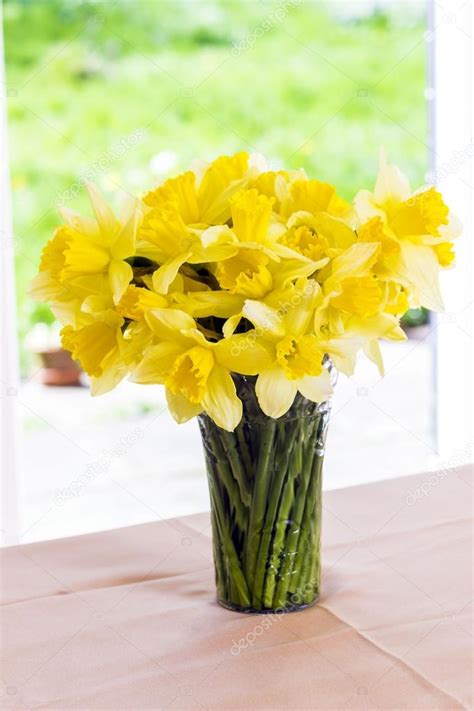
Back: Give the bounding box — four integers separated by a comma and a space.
59, 184, 139, 305
310, 239, 406, 374
279, 210, 356, 265
279, 177, 353, 221
202, 189, 279, 298
29, 226, 71, 303
143, 151, 262, 224
130, 308, 270, 430
116, 284, 168, 321
247, 169, 295, 210
61, 309, 127, 395
138, 153, 268, 294
313, 241, 387, 328
138, 201, 239, 295
29, 225, 113, 327
209, 190, 327, 301
343, 312, 406, 375
354, 151, 461, 310
240, 280, 333, 417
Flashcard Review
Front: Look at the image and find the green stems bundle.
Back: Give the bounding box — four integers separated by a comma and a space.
198, 372, 332, 613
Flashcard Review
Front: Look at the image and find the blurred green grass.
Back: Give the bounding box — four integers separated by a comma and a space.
4, 0, 428, 369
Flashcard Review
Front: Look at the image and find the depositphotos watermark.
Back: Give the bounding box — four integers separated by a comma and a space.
230, 580, 317, 656
405, 442, 473, 506
54, 427, 144, 505
405, 141, 474, 207
231, 0, 301, 58
55, 128, 147, 207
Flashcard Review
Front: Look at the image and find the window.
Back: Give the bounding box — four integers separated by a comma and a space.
1, 0, 472, 545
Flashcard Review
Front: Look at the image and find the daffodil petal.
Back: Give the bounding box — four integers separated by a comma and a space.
202, 365, 242, 431
130, 342, 183, 384
190, 242, 239, 263
109, 259, 133, 303
29, 271, 62, 302
242, 300, 284, 340
59, 208, 101, 242
152, 251, 191, 294
353, 189, 385, 224
281, 279, 323, 338
363, 339, 385, 376
255, 368, 297, 418
398, 242, 445, 311
90, 346, 127, 395
181, 328, 212, 348
374, 148, 411, 205
81, 294, 113, 313
197, 225, 239, 262
113, 208, 138, 259
86, 183, 119, 240
272, 255, 328, 287
438, 212, 462, 240
174, 291, 244, 318
145, 308, 196, 345
90, 365, 127, 396
348, 314, 406, 341
215, 333, 272, 375
327, 242, 380, 291
308, 212, 356, 249
297, 369, 332, 403
272, 242, 308, 260
166, 389, 203, 423
200, 225, 235, 248
223, 312, 242, 338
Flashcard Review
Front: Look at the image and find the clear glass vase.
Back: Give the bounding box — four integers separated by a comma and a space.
198, 369, 334, 614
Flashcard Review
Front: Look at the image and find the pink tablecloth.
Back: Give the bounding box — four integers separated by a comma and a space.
1, 465, 472, 710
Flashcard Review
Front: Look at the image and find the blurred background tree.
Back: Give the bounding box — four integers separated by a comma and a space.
3, 0, 428, 370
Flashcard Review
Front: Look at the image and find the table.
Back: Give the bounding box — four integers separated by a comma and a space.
1, 465, 472, 710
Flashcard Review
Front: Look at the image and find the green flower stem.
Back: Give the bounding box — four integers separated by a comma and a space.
205, 427, 248, 531
209, 482, 251, 608
208, 479, 227, 601
251, 421, 300, 607
305, 541, 322, 605
236, 426, 254, 480
219, 430, 251, 507
303, 544, 320, 605
290, 454, 324, 597
262, 423, 308, 607
263, 460, 298, 607
288, 449, 320, 593
290, 410, 326, 599
244, 420, 276, 589
272, 417, 320, 608
305, 491, 323, 603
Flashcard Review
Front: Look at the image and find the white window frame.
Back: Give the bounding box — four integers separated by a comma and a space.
432, 1, 473, 461
1, 1, 472, 544
1, 11, 20, 545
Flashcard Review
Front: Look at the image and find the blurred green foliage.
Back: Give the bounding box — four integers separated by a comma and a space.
4, 0, 428, 370
402, 307, 429, 329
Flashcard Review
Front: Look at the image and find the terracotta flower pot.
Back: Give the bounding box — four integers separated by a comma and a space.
36, 347, 82, 386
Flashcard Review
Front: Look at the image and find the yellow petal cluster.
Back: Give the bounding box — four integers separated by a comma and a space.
30, 151, 460, 430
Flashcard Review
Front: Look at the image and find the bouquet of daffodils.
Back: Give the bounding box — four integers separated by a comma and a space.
31, 151, 459, 431
31, 151, 460, 612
